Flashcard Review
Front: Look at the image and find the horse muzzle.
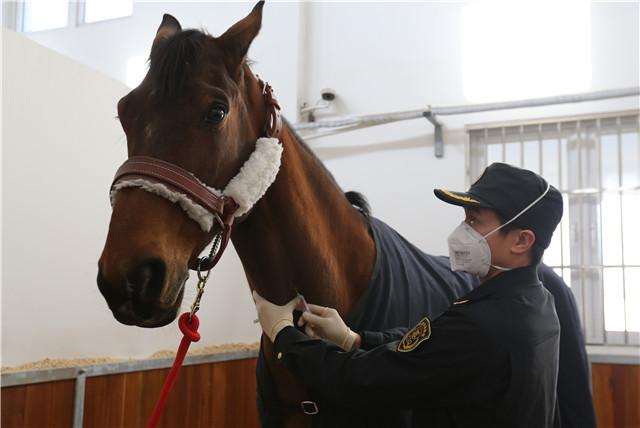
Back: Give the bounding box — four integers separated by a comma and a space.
97, 258, 187, 327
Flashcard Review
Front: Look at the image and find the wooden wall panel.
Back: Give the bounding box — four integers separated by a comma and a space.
592, 363, 640, 428
1, 380, 75, 428
82, 357, 259, 428
84, 372, 129, 427
122, 370, 146, 426
5, 359, 636, 428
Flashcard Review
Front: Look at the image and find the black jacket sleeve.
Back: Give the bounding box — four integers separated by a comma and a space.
274, 311, 509, 410
358, 327, 408, 350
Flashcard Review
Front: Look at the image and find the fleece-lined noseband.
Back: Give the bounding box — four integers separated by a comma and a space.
109, 78, 283, 271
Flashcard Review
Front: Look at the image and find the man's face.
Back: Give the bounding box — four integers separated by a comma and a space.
463, 207, 518, 270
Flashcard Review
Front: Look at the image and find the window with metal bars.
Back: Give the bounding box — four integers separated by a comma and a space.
467, 111, 640, 346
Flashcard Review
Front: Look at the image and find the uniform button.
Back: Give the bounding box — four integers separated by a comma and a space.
277, 352, 283, 360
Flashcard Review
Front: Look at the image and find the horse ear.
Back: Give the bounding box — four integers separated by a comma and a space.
152, 14, 182, 49
219, 1, 264, 65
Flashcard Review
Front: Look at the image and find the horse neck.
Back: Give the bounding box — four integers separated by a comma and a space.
231, 124, 375, 315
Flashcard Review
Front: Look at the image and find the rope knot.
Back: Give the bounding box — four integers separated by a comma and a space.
178, 313, 201, 342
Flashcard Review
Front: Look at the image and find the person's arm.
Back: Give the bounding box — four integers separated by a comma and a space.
297, 302, 409, 350
357, 327, 409, 350
275, 311, 509, 410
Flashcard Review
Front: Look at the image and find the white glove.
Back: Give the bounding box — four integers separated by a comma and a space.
253, 290, 300, 342
297, 303, 359, 351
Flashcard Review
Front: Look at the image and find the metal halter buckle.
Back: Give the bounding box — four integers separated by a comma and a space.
300, 401, 319, 415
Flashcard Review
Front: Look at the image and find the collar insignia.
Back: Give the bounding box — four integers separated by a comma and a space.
397, 317, 431, 353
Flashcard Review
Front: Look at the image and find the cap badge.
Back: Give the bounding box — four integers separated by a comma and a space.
441, 189, 480, 204
397, 317, 431, 353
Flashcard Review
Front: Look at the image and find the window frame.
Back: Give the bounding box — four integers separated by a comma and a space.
7, 0, 132, 33
465, 109, 640, 348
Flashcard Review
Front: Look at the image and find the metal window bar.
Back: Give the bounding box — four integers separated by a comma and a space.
629, 115, 640, 346
557, 122, 564, 271
538, 124, 543, 180
594, 119, 608, 345
576, 120, 592, 344
611, 125, 625, 343
548, 265, 640, 269
611, 116, 626, 345
468, 111, 640, 346
519, 125, 524, 169
500, 128, 505, 162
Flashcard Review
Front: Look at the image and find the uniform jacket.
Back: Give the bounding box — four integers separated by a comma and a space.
537, 265, 597, 428
274, 265, 561, 428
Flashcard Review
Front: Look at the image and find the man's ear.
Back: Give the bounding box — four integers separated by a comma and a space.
511, 230, 536, 255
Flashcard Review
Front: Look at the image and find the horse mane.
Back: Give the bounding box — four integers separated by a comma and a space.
283, 117, 372, 218
149, 29, 206, 103
345, 191, 371, 217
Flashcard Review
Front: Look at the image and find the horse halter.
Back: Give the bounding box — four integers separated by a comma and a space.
110, 78, 282, 272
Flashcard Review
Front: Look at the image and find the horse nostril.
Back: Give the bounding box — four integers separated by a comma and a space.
126, 259, 166, 297
97, 270, 122, 303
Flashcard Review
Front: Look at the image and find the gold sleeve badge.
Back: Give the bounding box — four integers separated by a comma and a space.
397, 317, 432, 353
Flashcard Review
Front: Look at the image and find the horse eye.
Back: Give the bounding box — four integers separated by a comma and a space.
204, 104, 227, 124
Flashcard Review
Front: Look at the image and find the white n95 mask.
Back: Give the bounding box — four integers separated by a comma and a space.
447, 222, 497, 277
447, 183, 551, 277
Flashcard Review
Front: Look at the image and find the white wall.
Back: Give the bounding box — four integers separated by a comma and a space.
1, 29, 264, 366
303, 1, 639, 255
12, 2, 640, 254
2, 3, 305, 367
2, 2, 638, 365
19, 1, 301, 119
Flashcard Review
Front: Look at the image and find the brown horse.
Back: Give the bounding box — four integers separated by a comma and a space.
98, 2, 375, 426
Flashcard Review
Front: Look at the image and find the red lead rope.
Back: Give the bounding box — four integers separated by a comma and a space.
147, 207, 235, 426
147, 313, 201, 428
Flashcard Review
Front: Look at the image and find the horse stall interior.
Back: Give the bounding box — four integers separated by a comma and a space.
1, 355, 639, 427
2, 354, 640, 427
1, 351, 261, 427
2, 2, 640, 427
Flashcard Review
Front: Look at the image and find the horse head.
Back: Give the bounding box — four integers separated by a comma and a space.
98, 1, 273, 327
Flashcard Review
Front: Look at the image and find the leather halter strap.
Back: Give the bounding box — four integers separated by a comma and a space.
112, 156, 226, 215
258, 76, 282, 138
110, 78, 281, 272
196, 197, 237, 271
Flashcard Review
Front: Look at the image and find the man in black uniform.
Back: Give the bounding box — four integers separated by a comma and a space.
254, 163, 564, 427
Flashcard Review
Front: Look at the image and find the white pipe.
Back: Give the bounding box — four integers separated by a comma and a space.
295, 109, 424, 131
294, 87, 640, 132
